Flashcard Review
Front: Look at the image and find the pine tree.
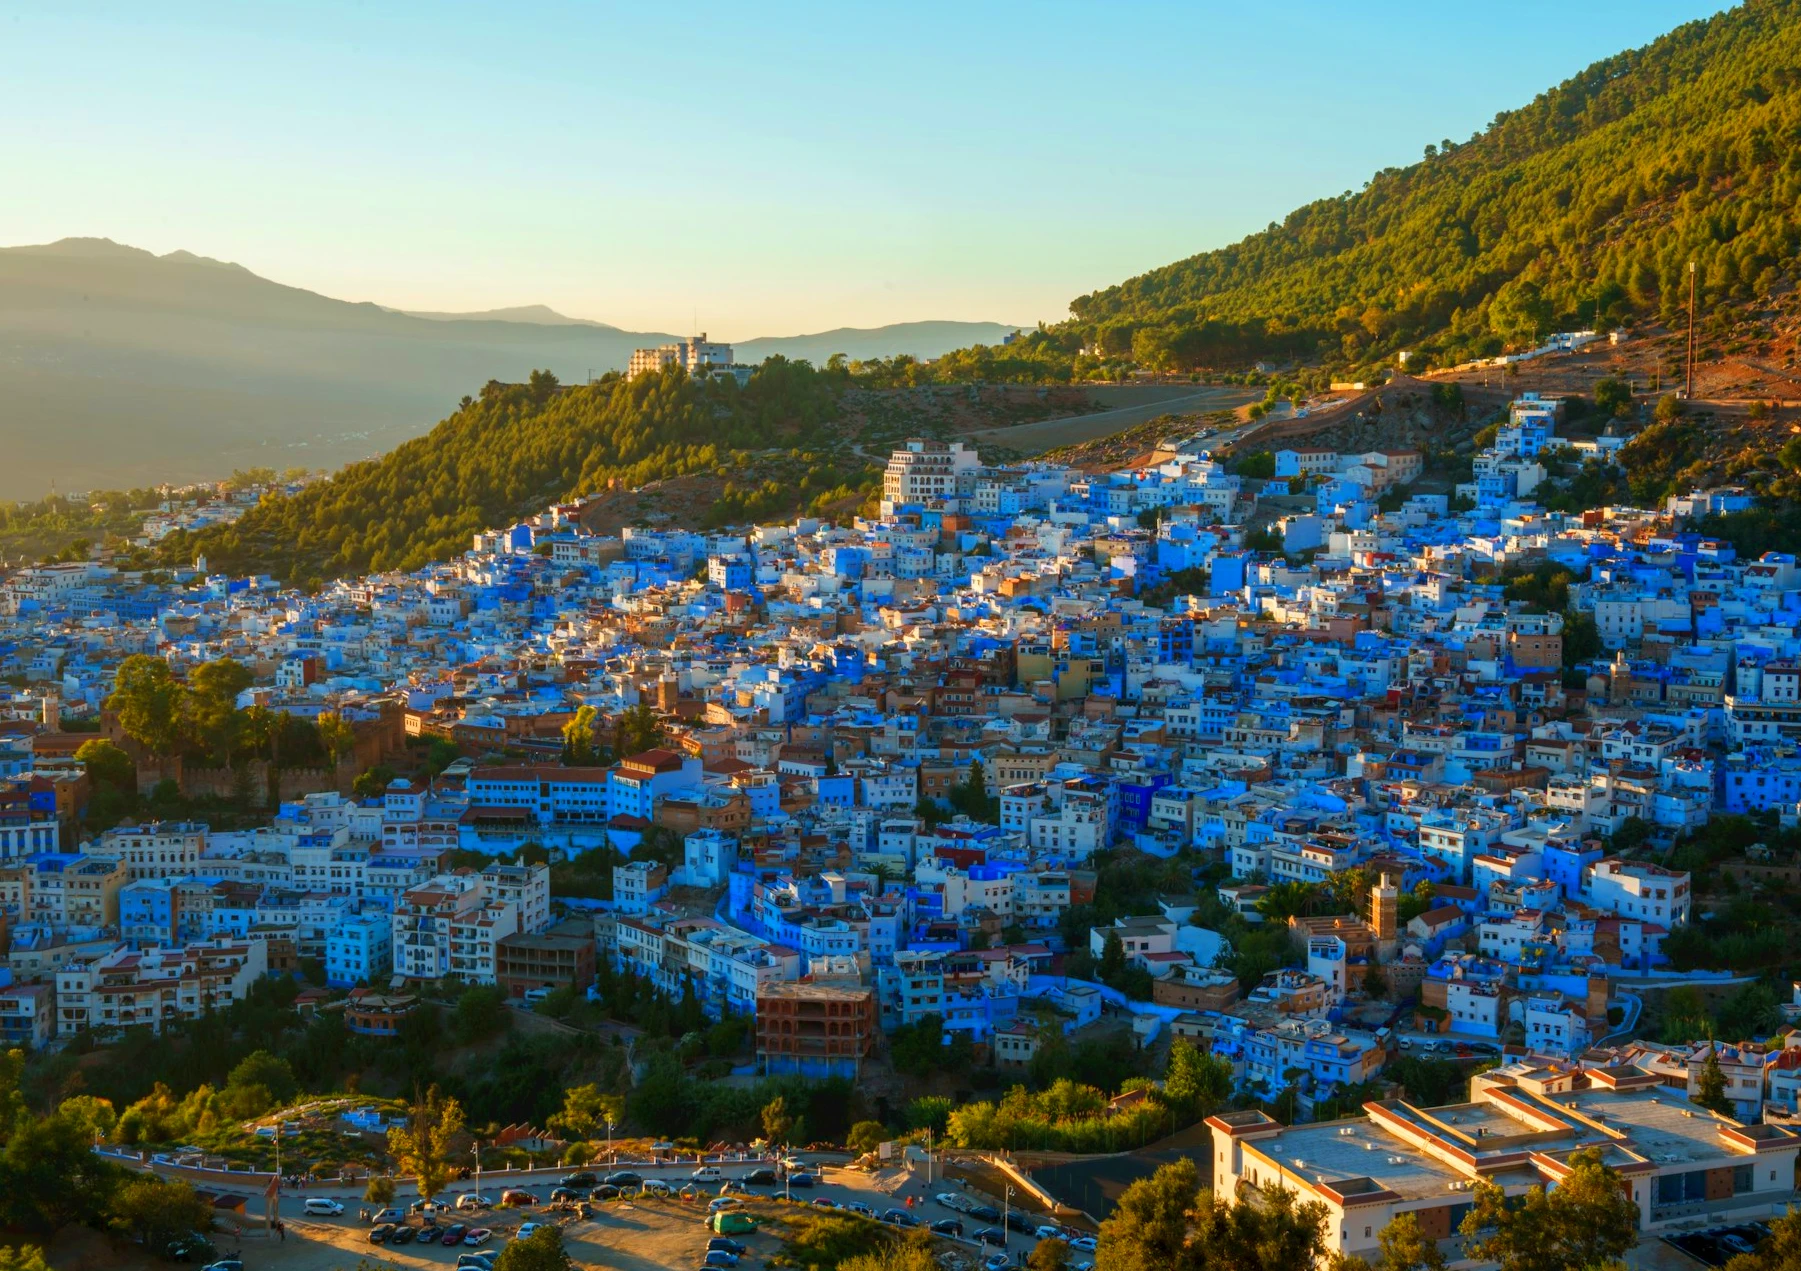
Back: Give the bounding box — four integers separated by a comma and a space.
1694, 1044, 1734, 1115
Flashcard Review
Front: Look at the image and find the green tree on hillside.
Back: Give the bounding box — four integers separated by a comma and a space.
107, 655, 185, 755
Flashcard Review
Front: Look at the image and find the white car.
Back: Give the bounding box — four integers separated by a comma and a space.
456, 1194, 493, 1211
302, 1197, 344, 1216
1036, 1225, 1062, 1241
515, 1223, 541, 1240
1070, 1236, 1098, 1252
935, 1193, 967, 1212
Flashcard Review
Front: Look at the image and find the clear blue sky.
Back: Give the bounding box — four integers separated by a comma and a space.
0, 0, 1730, 338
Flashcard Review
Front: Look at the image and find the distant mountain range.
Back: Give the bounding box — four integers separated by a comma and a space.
0, 237, 1019, 499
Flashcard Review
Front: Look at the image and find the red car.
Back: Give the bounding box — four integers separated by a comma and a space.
442, 1223, 467, 1245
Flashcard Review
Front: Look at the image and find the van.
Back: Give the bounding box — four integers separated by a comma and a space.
691, 1166, 722, 1182
522, 987, 554, 1006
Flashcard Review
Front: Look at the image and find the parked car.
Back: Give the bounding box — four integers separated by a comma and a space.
786, 1172, 817, 1189
550, 1187, 582, 1204
844, 1201, 874, 1217
456, 1193, 493, 1211
974, 1227, 1006, 1247
969, 1204, 1001, 1222
590, 1185, 620, 1201
708, 1197, 745, 1213
811, 1197, 838, 1209
1006, 1211, 1036, 1234
464, 1228, 494, 1246
935, 1192, 967, 1212
883, 1208, 918, 1227
411, 1199, 450, 1216
1069, 1235, 1098, 1253
442, 1224, 468, 1245
368, 1224, 396, 1244
168, 1236, 217, 1264
1036, 1225, 1063, 1240
605, 1171, 644, 1187
643, 1179, 673, 1197
1721, 1234, 1759, 1255
743, 1167, 778, 1185
692, 1165, 723, 1182
303, 1197, 345, 1216
702, 1251, 741, 1269
370, 1208, 405, 1226
560, 1171, 598, 1189
515, 1223, 541, 1241
500, 1189, 539, 1207
984, 1255, 1012, 1271
708, 1238, 748, 1257
457, 1256, 499, 1271
931, 1219, 965, 1237
388, 1225, 417, 1245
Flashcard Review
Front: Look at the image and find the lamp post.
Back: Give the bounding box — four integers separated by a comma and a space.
473, 1140, 481, 1206
605, 1118, 615, 1164
271, 1117, 283, 1235
1003, 1184, 1014, 1262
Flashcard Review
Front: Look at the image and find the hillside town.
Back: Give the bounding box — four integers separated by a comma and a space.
1, 393, 1800, 1260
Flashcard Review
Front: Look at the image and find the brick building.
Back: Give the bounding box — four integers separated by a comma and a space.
496, 921, 597, 999
755, 981, 877, 1079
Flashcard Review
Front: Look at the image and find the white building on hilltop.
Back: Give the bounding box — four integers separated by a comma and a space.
627, 334, 734, 380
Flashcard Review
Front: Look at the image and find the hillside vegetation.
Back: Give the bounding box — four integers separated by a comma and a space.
164, 361, 846, 580
921, 0, 1801, 380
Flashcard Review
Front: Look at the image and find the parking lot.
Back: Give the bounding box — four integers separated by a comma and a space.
1660, 1222, 1772, 1268
180, 1156, 1085, 1271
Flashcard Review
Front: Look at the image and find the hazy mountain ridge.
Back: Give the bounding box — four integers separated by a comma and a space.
0, 238, 1017, 499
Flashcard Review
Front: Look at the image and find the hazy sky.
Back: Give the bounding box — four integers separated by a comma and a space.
1, 1, 1730, 338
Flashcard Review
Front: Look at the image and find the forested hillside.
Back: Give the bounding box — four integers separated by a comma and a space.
935, 0, 1801, 379
163, 360, 843, 581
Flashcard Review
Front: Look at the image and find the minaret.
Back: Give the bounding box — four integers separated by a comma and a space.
1371, 872, 1398, 961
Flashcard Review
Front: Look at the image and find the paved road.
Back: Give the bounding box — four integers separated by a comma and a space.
960, 386, 1257, 454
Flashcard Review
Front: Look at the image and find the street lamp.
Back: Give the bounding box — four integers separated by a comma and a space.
605, 1118, 615, 1163
271, 1117, 284, 1236
1003, 1184, 1014, 1258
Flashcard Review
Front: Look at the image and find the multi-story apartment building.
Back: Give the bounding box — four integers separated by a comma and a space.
55, 937, 269, 1037
1582, 858, 1690, 929
90, 822, 206, 880
25, 854, 126, 928
755, 981, 878, 1079
882, 439, 980, 508
481, 861, 551, 934
496, 922, 596, 999
325, 912, 393, 988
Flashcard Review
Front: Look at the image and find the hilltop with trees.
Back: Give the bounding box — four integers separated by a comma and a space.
923, 1, 1801, 382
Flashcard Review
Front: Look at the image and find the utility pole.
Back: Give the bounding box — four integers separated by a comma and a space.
473, 1140, 482, 1204
1685, 259, 1698, 401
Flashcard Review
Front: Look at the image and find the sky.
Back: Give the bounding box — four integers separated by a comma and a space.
0, 1, 1733, 339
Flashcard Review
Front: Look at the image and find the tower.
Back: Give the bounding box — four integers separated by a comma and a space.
1371, 872, 1398, 958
